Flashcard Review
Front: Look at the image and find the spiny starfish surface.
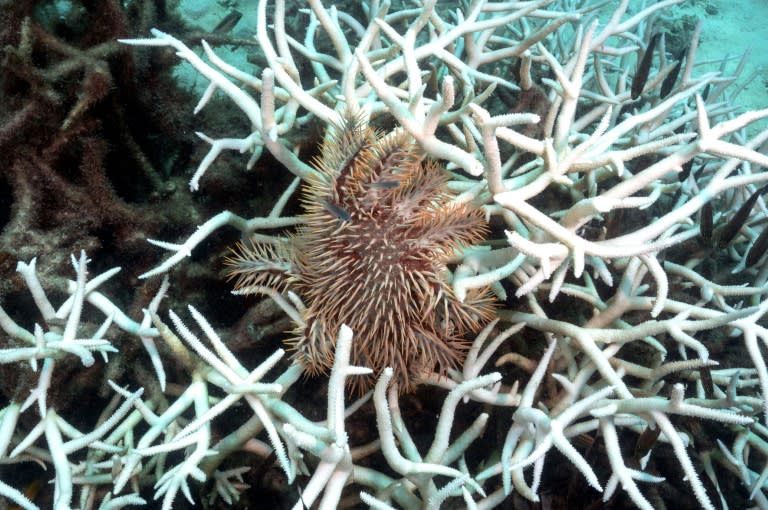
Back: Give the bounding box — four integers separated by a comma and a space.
227, 115, 494, 392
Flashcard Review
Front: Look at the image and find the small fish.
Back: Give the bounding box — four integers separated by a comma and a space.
425, 62, 439, 97
713, 183, 768, 248
700, 366, 714, 398
700, 202, 713, 241
660, 47, 686, 99
368, 180, 400, 190
746, 223, 768, 267
213, 10, 242, 34
634, 425, 661, 462
673, 161, 705, 206
678, 159, 694, 182
631, 32, 660, 100
321, 199, 352, 221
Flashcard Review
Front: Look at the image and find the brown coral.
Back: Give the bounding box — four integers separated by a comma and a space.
227, 115, 495, 392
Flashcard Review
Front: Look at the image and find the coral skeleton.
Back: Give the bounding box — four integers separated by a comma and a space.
2, 0, 768, 509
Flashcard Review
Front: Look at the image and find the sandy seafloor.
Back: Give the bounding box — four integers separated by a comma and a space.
677, 0, 768, 134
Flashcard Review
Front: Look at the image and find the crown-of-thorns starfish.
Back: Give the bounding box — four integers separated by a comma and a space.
226, 114, 495, 393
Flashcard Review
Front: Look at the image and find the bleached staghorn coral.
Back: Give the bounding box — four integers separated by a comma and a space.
0, 252, 499, 510
2, 0, 767, 509
125, 0, 768, 504
0, 253, 151, 510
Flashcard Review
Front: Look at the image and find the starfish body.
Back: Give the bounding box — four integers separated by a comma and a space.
228, 115, 494, 392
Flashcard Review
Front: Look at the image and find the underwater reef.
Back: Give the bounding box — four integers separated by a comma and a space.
1, 1, 768, 509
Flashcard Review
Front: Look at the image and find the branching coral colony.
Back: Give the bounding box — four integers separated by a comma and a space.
2, 0, 768, 509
